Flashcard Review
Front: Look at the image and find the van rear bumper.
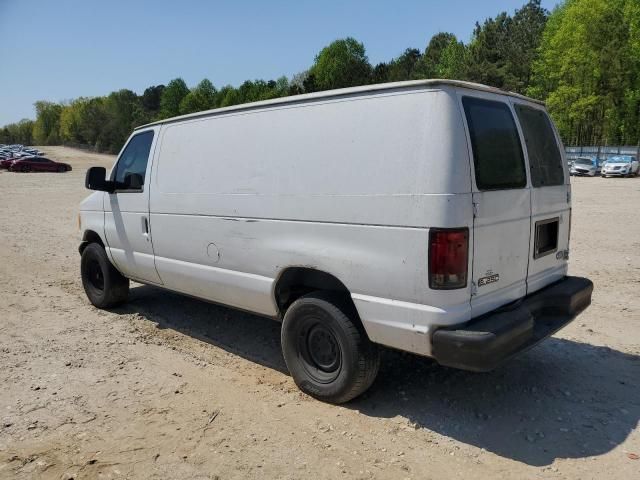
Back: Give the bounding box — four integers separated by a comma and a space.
431, 276, 593, 372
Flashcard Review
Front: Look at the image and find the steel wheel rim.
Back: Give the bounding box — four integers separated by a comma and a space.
297, 317, 342, 383
86, 260, 104, 291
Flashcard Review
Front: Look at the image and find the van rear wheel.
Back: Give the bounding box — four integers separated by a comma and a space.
281, 292, 380, 404
81, 243, 129, 308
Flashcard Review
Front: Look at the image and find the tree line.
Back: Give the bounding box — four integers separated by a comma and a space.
1, 0, 638, 151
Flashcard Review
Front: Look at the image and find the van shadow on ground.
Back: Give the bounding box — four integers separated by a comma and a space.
117, 284, 639, 467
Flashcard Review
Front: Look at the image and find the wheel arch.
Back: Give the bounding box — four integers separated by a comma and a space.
79, 229, 105, 254
273, 266, 355, 318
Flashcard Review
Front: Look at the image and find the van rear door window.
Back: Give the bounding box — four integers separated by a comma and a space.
514, 104, 564, 187
462, 97, 526, 191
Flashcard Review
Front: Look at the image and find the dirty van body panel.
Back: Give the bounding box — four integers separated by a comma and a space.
148, 87, 473, 355
104, 127, 163, 284
459, 93, 532, 318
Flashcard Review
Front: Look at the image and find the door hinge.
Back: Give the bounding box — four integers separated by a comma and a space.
472, 202, 479, 218
566, 191, 571, 203
471, 281, 478, 296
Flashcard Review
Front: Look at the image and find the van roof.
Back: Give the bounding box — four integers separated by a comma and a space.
136, 79, 545, 130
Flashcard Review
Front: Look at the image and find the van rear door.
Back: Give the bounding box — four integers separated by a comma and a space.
513, 103, 569, 292
461, 95, 531, 317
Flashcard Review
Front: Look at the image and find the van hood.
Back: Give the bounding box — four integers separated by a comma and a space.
79, 191, 104, 211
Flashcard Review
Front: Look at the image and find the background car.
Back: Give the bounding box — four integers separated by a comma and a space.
0, 156, 22, 169
570, 156, 599, 176
601, 155, 639, 177
567, 158, 574, 174
7, 156, 72, 173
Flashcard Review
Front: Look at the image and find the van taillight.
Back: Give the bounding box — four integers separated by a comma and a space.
429, 228, 469, 289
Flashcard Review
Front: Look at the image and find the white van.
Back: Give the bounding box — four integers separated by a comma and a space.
79, 80, 593, 403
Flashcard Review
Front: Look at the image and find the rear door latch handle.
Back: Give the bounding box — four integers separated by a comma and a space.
141, 216, 149, 237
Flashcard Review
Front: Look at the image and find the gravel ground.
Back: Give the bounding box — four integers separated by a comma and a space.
0, 146, 638, 480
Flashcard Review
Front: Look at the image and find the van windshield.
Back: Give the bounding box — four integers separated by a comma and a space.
514, 105, 564, 187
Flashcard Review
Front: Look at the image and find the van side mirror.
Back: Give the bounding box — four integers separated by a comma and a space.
85, 166, 114, 192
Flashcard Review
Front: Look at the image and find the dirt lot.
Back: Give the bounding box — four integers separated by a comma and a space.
0, 146, 638, 479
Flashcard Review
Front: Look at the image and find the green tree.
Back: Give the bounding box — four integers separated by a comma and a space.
505, 0, 548, 92
309, 38, 372, 91
0, 119, 34, 144
32, 101, 63, 145
289, 71, 309, 95
467, 1, 547, 93
529, 0, 639, 145
371, 63, 390, 84
59, 98, 88, 144
141, 85, 165, 113
217, 85, 241, 107
435, 38, 469, 79
17, 119, 34, 144
415, 32, 458, 78
179, 79, 218, 114
386, 48, 422, 81
79, 97, 108, 148
466, 12, 512, 88
217, 77, 291, 108
159, 78, 189, 119
99, 89, 146, 152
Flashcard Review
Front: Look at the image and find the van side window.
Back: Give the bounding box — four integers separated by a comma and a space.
462, 97, 526, 190
113, 131, 154, 191
514, 105, 564, 187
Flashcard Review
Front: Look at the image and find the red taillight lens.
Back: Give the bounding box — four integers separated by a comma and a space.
429, 228, 469, 290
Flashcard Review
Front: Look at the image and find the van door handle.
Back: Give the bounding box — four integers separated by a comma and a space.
141, 216, 150, 239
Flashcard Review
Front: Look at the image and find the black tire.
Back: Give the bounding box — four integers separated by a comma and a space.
80, 243, 129, 308
22, 165, 30, 172
281, 292, 380, 404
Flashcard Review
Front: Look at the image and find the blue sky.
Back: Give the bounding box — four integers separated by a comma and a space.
0, 0, 559, 125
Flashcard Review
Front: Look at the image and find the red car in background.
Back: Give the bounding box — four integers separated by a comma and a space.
6, 156, 72, 173
0, 156, 22, 169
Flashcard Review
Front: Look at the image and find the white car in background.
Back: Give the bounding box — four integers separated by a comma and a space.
601, 155, 639, 177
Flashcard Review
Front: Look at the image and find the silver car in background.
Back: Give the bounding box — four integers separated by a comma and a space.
601, 155, 639, 177
570, 157, 599, 176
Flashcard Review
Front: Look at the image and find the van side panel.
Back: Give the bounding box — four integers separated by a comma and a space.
148, 88, 474, 353
150, 89, 471, 226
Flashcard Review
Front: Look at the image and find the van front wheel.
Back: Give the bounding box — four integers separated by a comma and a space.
281, 292, 380, 404
81, 243, 129, 308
